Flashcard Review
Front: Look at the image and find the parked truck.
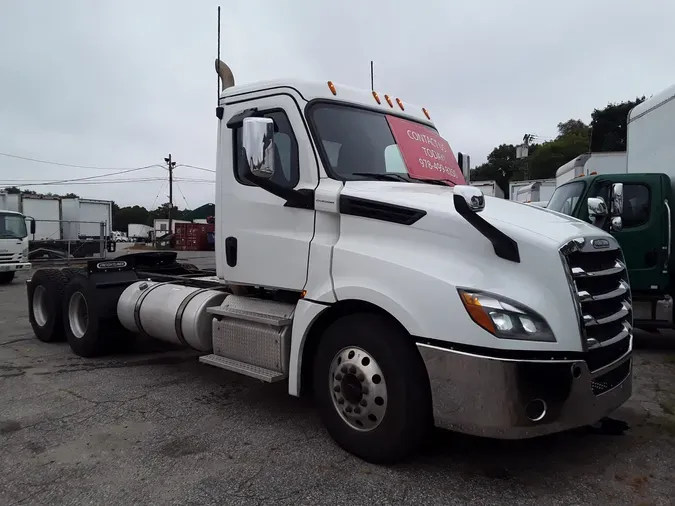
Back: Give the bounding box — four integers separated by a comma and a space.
0, 209, 34, 284
25, 59, 633, 463
470, 180, 505, 198
546, 83, 675, 330
555, 152, 627, 187
509, 179, 556, 204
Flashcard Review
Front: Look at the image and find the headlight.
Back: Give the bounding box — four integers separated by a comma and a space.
458, 289, 556, 342
22, 247, 29, 260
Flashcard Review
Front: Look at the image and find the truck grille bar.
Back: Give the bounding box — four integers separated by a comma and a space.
560, 236, 633, 373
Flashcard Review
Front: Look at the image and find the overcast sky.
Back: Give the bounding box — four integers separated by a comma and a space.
1, 0, 674, 209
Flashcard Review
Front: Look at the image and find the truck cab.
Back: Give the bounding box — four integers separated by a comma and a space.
0, 210, 34, 284
547, 173, 671, 327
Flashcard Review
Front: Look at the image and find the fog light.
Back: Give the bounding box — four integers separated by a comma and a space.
525, 399, 547, 422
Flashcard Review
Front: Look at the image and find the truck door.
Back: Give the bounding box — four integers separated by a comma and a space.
218, 93, 318, 291
585, 174, 667, 293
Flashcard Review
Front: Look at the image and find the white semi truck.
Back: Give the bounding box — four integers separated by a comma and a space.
25, 60, 634, 463
0, 209, 34, 284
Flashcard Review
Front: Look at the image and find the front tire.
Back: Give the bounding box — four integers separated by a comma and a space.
313, 313, 433, 464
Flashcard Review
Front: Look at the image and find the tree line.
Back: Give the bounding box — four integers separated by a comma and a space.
470, 97, 646, 194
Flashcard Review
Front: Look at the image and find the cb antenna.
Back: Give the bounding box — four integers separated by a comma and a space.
217, 6, 221, 98
370, 61, 374, 91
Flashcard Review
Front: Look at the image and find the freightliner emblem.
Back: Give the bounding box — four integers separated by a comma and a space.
591, 239, 610, 249
96, 260, 127, 269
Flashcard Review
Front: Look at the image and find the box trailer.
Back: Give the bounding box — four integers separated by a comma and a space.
78, 199, 113, 238
22, 196, 62, 240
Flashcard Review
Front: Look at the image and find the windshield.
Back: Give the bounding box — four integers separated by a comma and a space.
308, 103, 464, 185
547, 181, 585, 216
0, 213, 28, 239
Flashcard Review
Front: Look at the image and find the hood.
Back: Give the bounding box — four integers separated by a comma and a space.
341, 181, 608, 248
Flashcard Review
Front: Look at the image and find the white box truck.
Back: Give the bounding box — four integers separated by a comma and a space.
509, 179, 556, 204
555, 152, 627, 187
470, 180, 505, 199
128, 224, 153, 242
26, 58, 633, 464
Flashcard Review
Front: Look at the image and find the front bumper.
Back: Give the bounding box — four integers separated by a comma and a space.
0, 262, 31, 273
417, 340, 632, 439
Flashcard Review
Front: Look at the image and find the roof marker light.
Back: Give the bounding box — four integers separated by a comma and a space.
384, 94, 394, 107
395, 98, 404, 110
422, 108, 431, 120
327, 81, 337, 95
372, 91, 381, 104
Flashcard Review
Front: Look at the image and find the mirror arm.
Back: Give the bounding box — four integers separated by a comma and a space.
453, 194, 520, 263
246, 174, 314, 210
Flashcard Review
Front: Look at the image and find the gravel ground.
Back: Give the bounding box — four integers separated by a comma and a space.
1, 269, 675, 505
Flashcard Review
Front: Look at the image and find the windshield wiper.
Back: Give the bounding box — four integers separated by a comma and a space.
351, 172, 411, 182
408, 177, 451, 186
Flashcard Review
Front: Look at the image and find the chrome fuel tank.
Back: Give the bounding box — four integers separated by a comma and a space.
117, 281, 228, 352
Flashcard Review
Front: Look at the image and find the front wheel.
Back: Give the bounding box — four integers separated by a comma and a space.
313, 313, 433, 464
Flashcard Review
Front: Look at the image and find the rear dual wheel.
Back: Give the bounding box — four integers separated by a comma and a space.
313, 313, 433, 464
28, 268, 88, 343
62, 275, 126, 357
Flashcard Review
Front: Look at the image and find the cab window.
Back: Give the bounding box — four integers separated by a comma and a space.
622, 184, 650, 228
233, 110, 299, 188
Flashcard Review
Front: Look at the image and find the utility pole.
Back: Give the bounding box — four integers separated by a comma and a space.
164, 154, 176, 239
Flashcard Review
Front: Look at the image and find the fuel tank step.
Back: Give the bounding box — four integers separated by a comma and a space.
206, 296, 294, 326
199, 354, 286, 383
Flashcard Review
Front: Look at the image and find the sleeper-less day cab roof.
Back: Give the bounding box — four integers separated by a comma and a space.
218, 77, 436, 127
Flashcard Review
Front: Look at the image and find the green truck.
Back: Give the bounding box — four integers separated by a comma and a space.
546, 83, 675, 330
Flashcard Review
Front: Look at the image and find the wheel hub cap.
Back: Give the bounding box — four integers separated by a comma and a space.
329, 347, 387, 432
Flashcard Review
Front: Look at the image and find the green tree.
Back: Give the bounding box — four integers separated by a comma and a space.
589, 97, 645, 152
527, 120, 590, 179
470, 143, 532, 194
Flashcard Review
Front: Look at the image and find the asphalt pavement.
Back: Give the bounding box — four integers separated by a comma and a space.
2, 269, 675, 505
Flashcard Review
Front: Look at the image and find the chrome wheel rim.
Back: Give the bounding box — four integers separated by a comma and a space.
32, 285, 48, 327
68, 292, 88, 339
329, 346, 387, 432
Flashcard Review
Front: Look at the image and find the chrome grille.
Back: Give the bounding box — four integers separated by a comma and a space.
0, 253, 19, 264
560, 236, 633, 372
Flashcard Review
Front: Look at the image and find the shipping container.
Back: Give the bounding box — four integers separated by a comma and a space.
174, 222, 209, 251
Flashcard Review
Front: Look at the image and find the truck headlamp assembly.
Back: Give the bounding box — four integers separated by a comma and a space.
458, 289, 556, 342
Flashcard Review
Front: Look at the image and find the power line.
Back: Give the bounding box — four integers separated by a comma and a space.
175, 182, 191, 209
0, 151, 160, 171
176, 164, 216, 173
0, 165, 164, 187
150, 180, 166, 210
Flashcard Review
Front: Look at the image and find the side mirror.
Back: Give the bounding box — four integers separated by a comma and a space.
610, 216, 623, 232
610, 183, 623, 216
587, 197, 608, 225
29, 218, 36, 235
242, 117, 275, 179
457, 152, 471, 184
454, 185, 485, 212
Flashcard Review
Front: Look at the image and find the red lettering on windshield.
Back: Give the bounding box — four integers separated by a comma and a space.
386, 115, 465, 185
